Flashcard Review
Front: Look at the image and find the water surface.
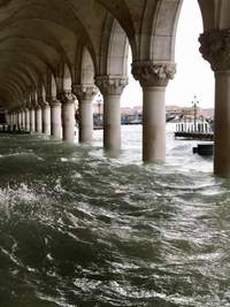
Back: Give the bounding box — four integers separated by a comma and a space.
0, 125, 229, 307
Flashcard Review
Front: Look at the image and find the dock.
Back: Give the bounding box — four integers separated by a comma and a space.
174, 121, 214, 141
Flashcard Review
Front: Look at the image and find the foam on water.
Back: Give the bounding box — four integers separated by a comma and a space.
0, 126, 229, 307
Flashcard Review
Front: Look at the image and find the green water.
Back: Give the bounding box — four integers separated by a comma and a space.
0, 127, 229, 307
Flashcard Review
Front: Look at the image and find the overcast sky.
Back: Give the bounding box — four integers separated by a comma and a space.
121, 0, 215, 109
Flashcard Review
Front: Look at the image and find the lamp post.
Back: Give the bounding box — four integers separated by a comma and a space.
192, 95, 199, 132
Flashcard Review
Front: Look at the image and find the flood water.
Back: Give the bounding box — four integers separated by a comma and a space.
0, 125, 229, 307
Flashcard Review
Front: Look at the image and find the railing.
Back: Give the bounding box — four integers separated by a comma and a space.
175, 122, 213, 134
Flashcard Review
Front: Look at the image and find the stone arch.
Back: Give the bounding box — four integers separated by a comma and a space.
107, 19, 129, 77
81, 47, 95, 85
63, 63, 72, 91
51, 74, 57, 100
96, 0, 137, 58
99, 14, 130, 77
148, 0, 183, 62
198, 0, 230, 30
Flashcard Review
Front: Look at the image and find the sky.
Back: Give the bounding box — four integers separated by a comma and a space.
121, 0, 215, 109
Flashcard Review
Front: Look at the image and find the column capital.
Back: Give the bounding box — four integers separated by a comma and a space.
72, 84, 98, 101
95, 76, 128, 95
31, 97, 37, 107
199, 30, 230, 71
50, 98, 61, 107
131, 61, 176, 87
38, 97, 49, 107
60, 90, 76, 104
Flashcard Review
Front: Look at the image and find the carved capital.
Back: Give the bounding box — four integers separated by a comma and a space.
199, 30, 230, 71
95, 76, 128, 95
72, 84, 98, 101
31, 98, 38, 109
27, 102, 33, 110
60, 90, 76, 104
50, 98, 61, 108
38, 97, 49, 107
131, 61, 176, 87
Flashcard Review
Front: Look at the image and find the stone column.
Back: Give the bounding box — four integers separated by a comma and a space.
50, 100, 62, 140
61, 91, 76, 142
42, 103, 51, 135
73, 85, 98, 144
132, 61, 176, 162
25, 108, 30, 131
200, 30, 230, 177
95, 76, 128, 155
9, 113, 13, 130
35, 105, 42, 133
13, 112, 17, 129
17, 112, 21, 130
21, 110, 26, 130
30, 108, 35, 132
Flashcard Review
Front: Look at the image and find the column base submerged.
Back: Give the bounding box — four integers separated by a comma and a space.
200, 30, 230, 177
95, 76, 128, 157
42, 104, 51, 135
51, 100, 62, 140
61, 91, 76, 143
132, 61, 176, 162
73, 85, 98, 144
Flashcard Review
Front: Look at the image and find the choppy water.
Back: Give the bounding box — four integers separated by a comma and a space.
0, 125, 229, 307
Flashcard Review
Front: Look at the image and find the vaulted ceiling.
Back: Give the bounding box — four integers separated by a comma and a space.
0, 0, 223, 110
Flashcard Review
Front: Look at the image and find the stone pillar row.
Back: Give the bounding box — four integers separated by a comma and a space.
6, 65, 178, 167
7, 67, 174, 163
9, 94, 77, 142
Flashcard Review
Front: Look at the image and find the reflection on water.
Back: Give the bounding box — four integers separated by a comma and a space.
0, 125, 229, 307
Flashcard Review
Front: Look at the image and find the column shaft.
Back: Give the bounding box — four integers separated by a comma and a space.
62, 102, 75, 142
17, 113, 21, 130
42, 105, 51, 135
51, 102, 62, 139
214, 72, 230, 176
35, 107, 42, 133
131, 61, 176, 163
199, 30, 230, 177
9, 114, 13, 130
103, 94, 121, 153
79, 99, 93, 143
30, 109, 35, 132
143, 86, 166, 162
26, 109, 30, 131
22, 111, 26, 130
95, 77, 127, 156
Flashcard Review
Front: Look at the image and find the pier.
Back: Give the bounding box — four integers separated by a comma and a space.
174, 121, 214, 141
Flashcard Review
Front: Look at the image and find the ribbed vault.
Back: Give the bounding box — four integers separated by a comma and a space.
0, 0, 207, 111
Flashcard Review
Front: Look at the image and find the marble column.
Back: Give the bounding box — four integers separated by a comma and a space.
25, 108, 30, 131
30, 108, 35, 132
17, 112, 21, 130
42, 103, 51, 135
61, 91, 76, 142
9, 113, 13, 130
132, 61, 176, 162
51, 100, 62, 139
95, 76, 128, 155
200, 30, 230, 177
73, 85, 98, 144
35, 105, 42, 133
22, 110, 26, 130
